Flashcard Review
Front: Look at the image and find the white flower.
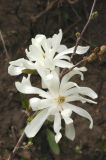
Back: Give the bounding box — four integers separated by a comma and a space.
15, 70, 97, 143
8, 29, 89, 77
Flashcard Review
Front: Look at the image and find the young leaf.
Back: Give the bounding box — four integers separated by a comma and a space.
46, 129, 60, 155
20, 94, 29, 109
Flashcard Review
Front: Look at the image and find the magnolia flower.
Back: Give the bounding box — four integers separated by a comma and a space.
8, 29, 89, 78
15, 70, 97, 143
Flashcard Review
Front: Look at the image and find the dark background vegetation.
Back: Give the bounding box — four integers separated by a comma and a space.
0, 0, 106, 159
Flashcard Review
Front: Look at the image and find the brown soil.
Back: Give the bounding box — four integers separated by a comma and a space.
0, 0, 106, 160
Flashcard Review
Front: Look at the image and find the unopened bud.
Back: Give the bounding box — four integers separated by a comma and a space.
91, 11, 98, 19
75, 32, 80, 38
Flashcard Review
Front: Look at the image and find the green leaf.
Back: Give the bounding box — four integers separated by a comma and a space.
20, 94, 29, 109
46, 129, 60, 155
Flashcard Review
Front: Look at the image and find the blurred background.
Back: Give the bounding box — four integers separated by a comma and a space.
0, 0, 106, 159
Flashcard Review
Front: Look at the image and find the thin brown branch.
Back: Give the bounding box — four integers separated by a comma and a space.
70, 0, 97, 62
60, 0, 97, 79
31, 0, 58, 22
0, 30, 10, 61
7, 132, 25, 160
60, 58, 86, 79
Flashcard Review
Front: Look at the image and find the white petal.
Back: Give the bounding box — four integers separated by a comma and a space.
29, 98, 41, 111
30, 98, 51, 111
25, 108, 50, 138
29, 44, 44, 61
51, 29, 62, 51
8, 58, 27, 76
32, 34, 45, 45
8, 65, 23, 76
54, 59, 72, 68
65, 123, 75, 141
64, 87, 98, 99
55, 132, 62, 143
61, 109, 73, 124
43, 71, 60, 96
61, 70, 84, 85
75, 46, 90, 54
15, 75, 40, 94
9, 58, 25, 66
65, 103, 93, 129
57, 44, 67, 53
54, 113, 61, 134
75, 66, 87, 72
60, 82, 79, 94
66, 94, 97, 104
56, 45, 89, 58
41, 80, 47, 89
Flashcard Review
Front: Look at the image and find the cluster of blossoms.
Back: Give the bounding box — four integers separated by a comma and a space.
8, 29, 97, 143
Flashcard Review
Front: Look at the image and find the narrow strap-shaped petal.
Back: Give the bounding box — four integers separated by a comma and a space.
60, 82, 79, 94
43, 71, 60, 96
25, 108, 51, 138
56, 44, 67, 53
56, 45, 89, 58
66, 94, 97, 104
54, 112, 61, 134
30, 98, 51, 111
54, 59, 72, 68
54, 112, 62, 143
15, 75, 41, 94
65, 123, 75, 141
61, 109, 73, 125
61, 70, 84, 85
51, 29, 62, 51
64, 86, 98, 99
65, 103, 93, 129
8, 65, 24, 76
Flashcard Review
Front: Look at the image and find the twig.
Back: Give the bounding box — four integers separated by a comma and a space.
60, 58, 86, 79
7, 132, 25, 160
31, 0, 57, 23
70, 0, 97, 62
60, 0, 97, 79
0, 30, 10, 61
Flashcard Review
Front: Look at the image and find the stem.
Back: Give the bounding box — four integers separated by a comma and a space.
7, 132, 25, 160
70, 0, 97, 62
60, 0, 97, 79
0, 30, 10, 61
60, 58, 86, 79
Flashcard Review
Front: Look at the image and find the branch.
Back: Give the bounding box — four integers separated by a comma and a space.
0, 30, 10, 61
7, 132, 25, 160
70, 0, 97, 61
60, 0, 97, 79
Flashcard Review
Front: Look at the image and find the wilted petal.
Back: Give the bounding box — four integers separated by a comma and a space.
65, 123, 75, 140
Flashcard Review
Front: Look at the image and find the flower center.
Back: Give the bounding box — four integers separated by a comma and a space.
57, 96, 65, 104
